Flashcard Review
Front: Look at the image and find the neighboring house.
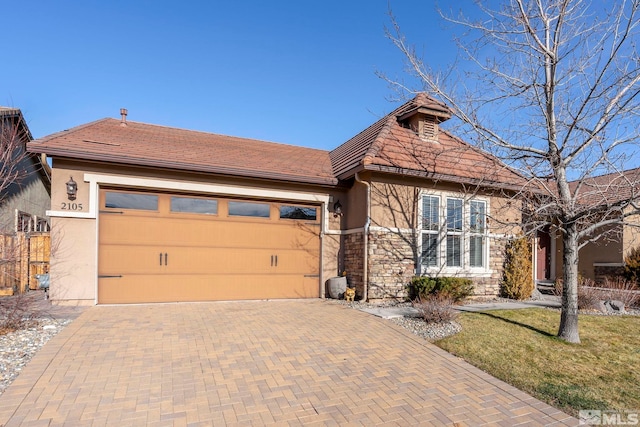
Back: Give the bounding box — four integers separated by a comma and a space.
0, 107, 51, 233
536, 168, 640, 284
28, 95, 529, 305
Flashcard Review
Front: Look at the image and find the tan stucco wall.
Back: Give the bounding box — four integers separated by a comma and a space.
49, 216, 96, 305
51, 165, 91, 215
578, 228, 623, 280
368, 174, 522, 236
344, 181, 367, 230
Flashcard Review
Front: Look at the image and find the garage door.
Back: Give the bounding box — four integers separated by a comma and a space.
98, 189, 320, 304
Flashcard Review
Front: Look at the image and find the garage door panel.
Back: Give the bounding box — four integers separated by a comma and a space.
98, 273, 318, 304
99, 245, 166, 275
98, 190, 321, 304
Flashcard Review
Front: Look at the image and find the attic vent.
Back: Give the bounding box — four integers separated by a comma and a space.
419, 118, 438, 140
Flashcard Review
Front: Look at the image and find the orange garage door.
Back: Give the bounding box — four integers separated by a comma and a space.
98, 189, 320, 304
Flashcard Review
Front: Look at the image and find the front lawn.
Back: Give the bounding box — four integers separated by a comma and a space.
436, 308, 640, 417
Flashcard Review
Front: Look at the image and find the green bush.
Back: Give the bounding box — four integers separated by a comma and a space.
623, 245, 640, 284
408, 276, 474, 302
501, 236, 535, 300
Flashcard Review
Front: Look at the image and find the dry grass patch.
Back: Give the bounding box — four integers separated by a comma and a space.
436, 309, 640, 417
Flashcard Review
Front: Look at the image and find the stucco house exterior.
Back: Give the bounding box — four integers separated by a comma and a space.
0, 107, 51, 233
28, 94, 531, 305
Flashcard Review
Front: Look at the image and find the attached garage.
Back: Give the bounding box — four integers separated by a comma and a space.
98, 189, 321, 304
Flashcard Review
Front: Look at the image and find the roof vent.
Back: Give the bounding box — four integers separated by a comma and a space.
419, 117, 439, 140
120, 108, 128, 126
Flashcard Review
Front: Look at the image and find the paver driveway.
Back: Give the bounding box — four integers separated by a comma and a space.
0, 300, 577, 426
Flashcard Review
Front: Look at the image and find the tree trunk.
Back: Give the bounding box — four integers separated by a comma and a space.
558, 221, 581, 344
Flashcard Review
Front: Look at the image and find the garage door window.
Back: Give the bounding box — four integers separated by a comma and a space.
280, 206, 317, 220
105, 192, 158, 210
171, 197, 218, 215
228, 201, 270, 218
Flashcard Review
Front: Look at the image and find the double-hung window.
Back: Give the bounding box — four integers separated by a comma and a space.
446, 198, 463, 267
469, 200, 486, 268
421, 196, 440, 267
420, 194, 488, 270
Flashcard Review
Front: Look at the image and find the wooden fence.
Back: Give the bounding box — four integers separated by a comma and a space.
0, 232, 50, 295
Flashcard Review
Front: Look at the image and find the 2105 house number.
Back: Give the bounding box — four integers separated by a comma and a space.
61, 202, 83, 210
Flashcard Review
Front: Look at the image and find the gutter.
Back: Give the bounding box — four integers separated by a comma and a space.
355, 172, 370, 302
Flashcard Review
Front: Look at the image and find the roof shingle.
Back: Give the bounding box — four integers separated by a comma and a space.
28, 118, 337, 186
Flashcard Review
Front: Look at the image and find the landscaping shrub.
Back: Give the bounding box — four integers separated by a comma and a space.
600, 277, 639, 308
501, 236, 534, 300
412, 294, 459, 324
576, 279, 602, 310
408, 276, 473, 302
555, 276, 639, 309
623, 245, 640, 284
0, 292, 41, 334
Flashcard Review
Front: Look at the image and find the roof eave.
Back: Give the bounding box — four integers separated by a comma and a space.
27, 146, 339, 188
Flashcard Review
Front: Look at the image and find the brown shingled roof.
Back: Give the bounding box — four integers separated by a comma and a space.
330, 94, 531, 191
27, 118, 337, 186
571, 167, 640, 209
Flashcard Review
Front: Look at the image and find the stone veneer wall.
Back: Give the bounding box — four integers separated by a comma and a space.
367, 230, 416, 300
471, 236, 508, 297
343, 233, 364, 297
364, 230, 509, 301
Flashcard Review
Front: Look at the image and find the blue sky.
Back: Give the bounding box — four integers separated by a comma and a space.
1, 1, 456, 150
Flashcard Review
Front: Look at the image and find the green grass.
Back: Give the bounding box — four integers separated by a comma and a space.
435, 309, 640, 416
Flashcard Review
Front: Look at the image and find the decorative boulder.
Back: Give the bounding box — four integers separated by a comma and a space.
606, 300, 626, 314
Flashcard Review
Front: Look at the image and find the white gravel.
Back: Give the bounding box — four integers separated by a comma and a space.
0, 318, 71, 396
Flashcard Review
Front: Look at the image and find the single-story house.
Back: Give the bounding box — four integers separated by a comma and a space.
0, 107, 51, 233
28, 94, 532, 305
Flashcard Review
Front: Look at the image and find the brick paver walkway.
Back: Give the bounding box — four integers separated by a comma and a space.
0, 300, 578, 426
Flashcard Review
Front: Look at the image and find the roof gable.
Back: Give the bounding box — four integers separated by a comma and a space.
330, 94, 530, 191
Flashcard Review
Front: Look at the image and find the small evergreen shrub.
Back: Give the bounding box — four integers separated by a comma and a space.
623, 245, 640, 284
501, 236, 534, 300
408, 276, 473, 302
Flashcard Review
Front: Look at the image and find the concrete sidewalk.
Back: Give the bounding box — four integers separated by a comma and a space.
359, 296, 562, 319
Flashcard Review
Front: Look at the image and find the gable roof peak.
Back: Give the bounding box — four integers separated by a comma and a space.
396, 93, 452, 123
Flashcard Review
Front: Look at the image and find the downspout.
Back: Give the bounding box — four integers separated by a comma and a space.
355, 172, 370, 302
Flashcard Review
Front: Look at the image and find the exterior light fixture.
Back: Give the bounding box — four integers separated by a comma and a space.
66, 177, 78, 200
333, 200, 343, 218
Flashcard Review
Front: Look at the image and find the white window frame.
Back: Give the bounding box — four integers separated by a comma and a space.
419, 191, 491, 276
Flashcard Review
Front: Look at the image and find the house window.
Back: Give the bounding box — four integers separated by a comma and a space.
420, 194, 488, 270
421, 196, 439, 267
446, 198, 463, 267
469, 200, 486, 267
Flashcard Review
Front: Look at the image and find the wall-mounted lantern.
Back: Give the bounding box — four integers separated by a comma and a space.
66, 177, 78, 200
333, 200, 343, 218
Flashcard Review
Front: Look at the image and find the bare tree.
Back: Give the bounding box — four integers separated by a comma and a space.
384, 0, 640, 343
0, 110, 31, 213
